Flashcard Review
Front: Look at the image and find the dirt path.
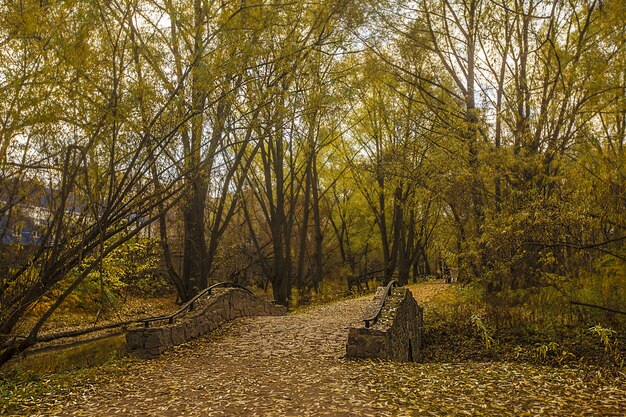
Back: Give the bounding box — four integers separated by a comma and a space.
42, 283, 625, 416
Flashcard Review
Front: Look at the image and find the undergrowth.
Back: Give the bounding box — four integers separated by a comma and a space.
7, 334, 127, 376
422, 283, 625, 374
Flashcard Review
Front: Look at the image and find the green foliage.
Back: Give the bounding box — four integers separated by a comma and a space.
585, 325, 624, 372
588, 325, 618, 354
113, 239, 169, 296
533, 342, 559, 360
59, 239, 169, 312
470, 313, 494, 350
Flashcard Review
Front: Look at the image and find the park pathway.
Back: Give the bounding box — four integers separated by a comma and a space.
48, 283, 625, 416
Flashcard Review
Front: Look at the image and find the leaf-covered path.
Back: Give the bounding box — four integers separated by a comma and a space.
43, 283, 625, 416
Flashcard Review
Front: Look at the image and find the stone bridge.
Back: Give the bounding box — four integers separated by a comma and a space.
346, 284, 423, 361
126, 287, 286, 358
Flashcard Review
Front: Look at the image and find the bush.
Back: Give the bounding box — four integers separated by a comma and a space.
421, 281, 625, 370
53, 238, 171, 314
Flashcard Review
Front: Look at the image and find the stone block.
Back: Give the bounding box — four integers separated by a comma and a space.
355, 335, 366, 349
364, 336, 386, 356
170, 325, 185, 345
144, 328, 167, 349
231, 299, 243, 317
126, 330, 144, 351
142, 346, 165, 359
346, 344, 357, 357
197, 317, 210, 335
184, 320, 200, 339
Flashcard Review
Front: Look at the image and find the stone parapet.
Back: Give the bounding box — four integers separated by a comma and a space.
346, 286, 423, 362
127, 288, 286, 358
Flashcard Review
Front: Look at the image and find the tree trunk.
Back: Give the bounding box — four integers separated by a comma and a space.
181, 178, 208, 299
311, 153, 323, 291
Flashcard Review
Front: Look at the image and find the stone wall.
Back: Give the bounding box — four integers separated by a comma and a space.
346, 286, 423, 362
126, 288, 286, 358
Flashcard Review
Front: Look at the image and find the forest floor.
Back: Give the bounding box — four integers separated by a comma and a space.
3, 282, 626, 416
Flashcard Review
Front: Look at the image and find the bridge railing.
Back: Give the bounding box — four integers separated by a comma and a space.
138, 281, 254, 327
24, 282, 255, 345
363, 280, 398, 328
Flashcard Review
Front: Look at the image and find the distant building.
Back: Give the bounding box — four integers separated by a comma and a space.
0, 180, 53, 246
1, 205, 47, 245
